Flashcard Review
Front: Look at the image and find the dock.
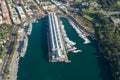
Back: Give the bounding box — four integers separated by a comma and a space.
68, 19, 91, 44
47, 12, 70, 63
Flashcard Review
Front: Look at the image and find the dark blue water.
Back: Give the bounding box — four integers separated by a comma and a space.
17, 17, 113, 80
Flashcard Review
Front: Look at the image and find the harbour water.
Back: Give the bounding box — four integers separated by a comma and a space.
17, 17, 114, 80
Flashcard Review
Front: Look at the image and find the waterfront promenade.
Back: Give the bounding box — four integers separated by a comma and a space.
9, 49, 19, 80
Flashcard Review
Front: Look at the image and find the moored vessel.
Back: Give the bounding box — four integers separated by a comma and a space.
27, 23, 32, 35
20, 35, 28, 57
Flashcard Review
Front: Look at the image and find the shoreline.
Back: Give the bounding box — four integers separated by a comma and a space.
61, 14, 114, 79
58, 15, 92, 43
16, 14, 113, 80
97, 40, 114, 80
8, 16, 44, 80
12, 14, 112, 80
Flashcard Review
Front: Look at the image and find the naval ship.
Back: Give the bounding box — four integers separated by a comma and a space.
20, 35, 28, 57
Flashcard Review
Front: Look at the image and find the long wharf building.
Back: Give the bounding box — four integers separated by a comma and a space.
48, 13, 68, 62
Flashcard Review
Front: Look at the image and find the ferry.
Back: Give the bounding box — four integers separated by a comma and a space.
20, 35, 28, 57
27, 23, 32, 35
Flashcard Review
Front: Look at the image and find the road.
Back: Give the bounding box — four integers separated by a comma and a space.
0, 25, 17, 79
9, 50, 19, 80
0, 41, 15, 75
102, 11, 120, 17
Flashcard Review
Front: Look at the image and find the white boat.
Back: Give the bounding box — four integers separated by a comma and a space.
65, 37, 69, 42
35, 20, 38, 23
72, 50, 79, 53
66, 44, 72, 49
69, 41, 76, 45
72, 49, 82, 53
27, 23, 32, 35
73, 47, 77, 50
84, 38, 91, 44
77, 50, 82, 52
20, 35, 28, 57
63, 34, 67, 37
60, 20, 83, 53
68, 47, 76, 51
52, 55, 55, 60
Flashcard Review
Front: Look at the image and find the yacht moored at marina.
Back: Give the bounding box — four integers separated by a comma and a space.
69, 20, 91, 44
60, 19, 82, 54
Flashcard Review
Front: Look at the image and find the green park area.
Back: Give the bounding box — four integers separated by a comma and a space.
0, 24, 13, 59
117, 1, 120, 6
82, 8, 101, 14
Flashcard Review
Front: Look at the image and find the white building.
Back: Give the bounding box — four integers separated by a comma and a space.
42, 5, 56, 10
48, 13, 65, 61
16, 6, 26, 21
24, 6, 33, 16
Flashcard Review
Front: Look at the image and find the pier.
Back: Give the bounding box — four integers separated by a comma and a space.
68, 20, 91, 44
48, 12, 69, 62
18, 16, 113, 80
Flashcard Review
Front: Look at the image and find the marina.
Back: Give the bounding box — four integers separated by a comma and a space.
60, 21, 82, 53
47, 13, 83, 62
1, 0, 115, 79
68, 19, 91, 44
17, 17, 113, 80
